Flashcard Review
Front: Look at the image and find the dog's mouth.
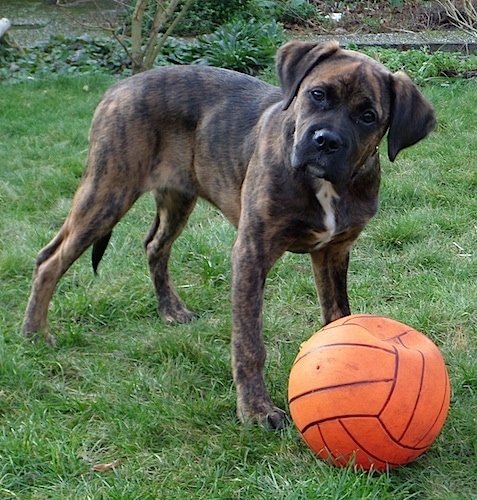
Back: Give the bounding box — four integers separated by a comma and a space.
291, 136, 350, 186
303, 163, 326, 179
299, 161, 349, 187
291, 152, 327, 179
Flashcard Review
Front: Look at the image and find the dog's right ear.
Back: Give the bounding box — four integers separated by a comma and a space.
276, 40, 340, 111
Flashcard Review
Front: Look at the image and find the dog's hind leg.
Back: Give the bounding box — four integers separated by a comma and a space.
144, 189, 197, 323
21, 173, 141, 344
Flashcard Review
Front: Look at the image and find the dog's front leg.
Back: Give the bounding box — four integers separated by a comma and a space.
310, 243, 354, 326
231, 231, 287, 430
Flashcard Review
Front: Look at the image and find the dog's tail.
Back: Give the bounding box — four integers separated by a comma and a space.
92, 232, 112, 275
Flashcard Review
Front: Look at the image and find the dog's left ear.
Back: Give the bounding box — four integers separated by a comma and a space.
387, 71, 436, 162
276, 40, 340, 110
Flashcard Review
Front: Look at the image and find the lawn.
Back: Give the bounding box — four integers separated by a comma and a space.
0, 70, 476, 499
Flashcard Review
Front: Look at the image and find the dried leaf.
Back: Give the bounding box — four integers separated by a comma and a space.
92, 459, 120, 472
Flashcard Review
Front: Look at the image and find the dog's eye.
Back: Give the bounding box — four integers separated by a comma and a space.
360, 110, 377, 124
310, 89, 325, 102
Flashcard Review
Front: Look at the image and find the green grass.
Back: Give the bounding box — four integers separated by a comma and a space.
1, 73, 477, 499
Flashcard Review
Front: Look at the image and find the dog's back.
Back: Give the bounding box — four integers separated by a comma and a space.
87, 66, 282, 224
97, 65, 282, 140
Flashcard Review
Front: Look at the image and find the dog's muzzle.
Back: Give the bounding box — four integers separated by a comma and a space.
291, 128, 349, 185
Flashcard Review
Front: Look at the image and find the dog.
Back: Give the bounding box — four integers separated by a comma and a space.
22, 40, 436, 429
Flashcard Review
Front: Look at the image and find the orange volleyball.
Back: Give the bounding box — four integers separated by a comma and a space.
288, 314, 450, 471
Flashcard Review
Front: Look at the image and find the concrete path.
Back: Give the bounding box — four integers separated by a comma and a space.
313, 31, 477, 54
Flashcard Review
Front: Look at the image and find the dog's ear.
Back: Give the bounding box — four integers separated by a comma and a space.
387, 71, 436, 162
276, 40, 340, 110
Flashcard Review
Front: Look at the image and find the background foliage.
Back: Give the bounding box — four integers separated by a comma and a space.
1, 0, 476, 81
2, 31, 477, 84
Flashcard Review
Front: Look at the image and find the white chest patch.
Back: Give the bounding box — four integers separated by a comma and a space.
314, 181, 338, 249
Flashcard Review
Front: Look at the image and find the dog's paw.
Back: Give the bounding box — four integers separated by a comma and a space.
158, 297, 195, 324
262, 407, 289, 431
237, 401, 289, 431
21, 328, 57, 347
162, 307, 195, 324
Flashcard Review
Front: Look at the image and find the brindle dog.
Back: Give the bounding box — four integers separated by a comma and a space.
22, 41, 436, 429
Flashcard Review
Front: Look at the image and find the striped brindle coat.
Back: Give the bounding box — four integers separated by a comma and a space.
22, 41, 435, 429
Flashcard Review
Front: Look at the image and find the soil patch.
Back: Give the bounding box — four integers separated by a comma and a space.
291, 1, 456, 35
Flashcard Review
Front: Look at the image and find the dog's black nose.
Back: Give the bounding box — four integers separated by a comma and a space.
313, 130, 342, 153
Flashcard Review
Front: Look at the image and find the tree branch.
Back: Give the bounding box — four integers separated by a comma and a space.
144, 0, 195, 69
438, 0, 477, 36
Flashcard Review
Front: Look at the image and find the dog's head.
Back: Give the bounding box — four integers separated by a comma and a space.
276, 40, 436, 187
